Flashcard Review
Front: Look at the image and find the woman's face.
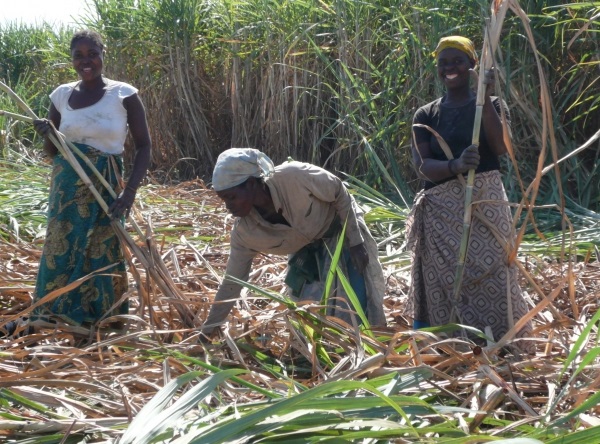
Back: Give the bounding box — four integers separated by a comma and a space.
71, 38, 104, 81
216, 180, 256, 217
436, 47, 474, 89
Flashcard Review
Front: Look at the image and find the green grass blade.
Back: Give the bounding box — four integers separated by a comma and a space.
182, 380, 420, 443
121, 369, 246, 444
559, 308, 600, 378
545, 425, 600, 444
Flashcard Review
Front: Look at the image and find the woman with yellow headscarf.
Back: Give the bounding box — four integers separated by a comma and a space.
404, 36, 532, 352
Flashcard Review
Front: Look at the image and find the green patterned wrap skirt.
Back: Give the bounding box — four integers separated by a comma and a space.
33, 143, 128, 325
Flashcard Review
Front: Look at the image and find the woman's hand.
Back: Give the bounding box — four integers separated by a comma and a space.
349, 243, 369, 274
33, 118, 53, 137
470, 67, 496, 96
483, 67, 496, 96
109, 186, 136, 219
453, 144, 480, 174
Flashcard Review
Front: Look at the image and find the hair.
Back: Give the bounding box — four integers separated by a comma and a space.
70, 29, 105, 51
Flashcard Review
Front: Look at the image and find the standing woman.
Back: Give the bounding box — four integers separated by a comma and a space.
32, 29, 152, 326
405, 36, 532, 348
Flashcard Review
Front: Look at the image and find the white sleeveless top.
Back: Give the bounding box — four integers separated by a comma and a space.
49, 78, 137, 155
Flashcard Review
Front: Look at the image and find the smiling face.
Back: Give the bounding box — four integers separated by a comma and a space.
71, 38, 104, 82
436, 47, 475, 89
216, 179, 257, 218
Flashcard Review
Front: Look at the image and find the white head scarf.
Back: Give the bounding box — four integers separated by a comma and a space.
211, 148, 275, 192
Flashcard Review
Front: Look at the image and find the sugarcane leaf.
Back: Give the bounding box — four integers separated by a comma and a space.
121, 369, 246, 444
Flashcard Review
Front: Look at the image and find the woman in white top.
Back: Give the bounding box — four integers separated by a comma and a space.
31, 29, 152, 326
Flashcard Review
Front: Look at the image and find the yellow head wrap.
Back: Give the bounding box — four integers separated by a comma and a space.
434, 36, 478, 63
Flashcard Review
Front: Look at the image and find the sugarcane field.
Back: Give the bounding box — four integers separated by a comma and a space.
1, 0, 600, 443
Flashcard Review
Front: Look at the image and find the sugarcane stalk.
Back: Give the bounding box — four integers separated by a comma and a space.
1, 107, 142, 235
0, 110, 32, 122
451, 1, 510, 322
2, 107, 150, 251
0, 106, 127, 222
449, 35, 490, 325
1, 108, 121, 203
1, 105, 113, 215
0, 81, 197, 328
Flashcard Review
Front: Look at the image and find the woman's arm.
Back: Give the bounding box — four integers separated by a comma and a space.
303, 166, 371, 272
123, 93, 152, 191
299, 166, 365, 247
480, 70, 508, 157
481, 94, 507, 156
411, 135, 480, 183
201, 243, 256, 336
108, 93, 152, 218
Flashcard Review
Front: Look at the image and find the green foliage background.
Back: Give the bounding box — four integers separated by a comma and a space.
1, 0, 599, 212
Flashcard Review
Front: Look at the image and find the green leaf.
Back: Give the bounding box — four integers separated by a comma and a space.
0, 388, 67, 419
180, 380, 420, 443
545, 425, 600, 444
121, 369, 246, 444
560, 308, 600, 378
547, 390, 600, 428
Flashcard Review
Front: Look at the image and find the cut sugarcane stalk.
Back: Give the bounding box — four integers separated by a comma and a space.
449, 33, 489, 324
450, 0, 510, 323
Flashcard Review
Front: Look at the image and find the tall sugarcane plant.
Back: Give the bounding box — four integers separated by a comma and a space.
450, 0, 511, 325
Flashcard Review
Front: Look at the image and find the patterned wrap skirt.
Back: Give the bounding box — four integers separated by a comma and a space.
405, 170, 532, 343
33, 144, 128, 325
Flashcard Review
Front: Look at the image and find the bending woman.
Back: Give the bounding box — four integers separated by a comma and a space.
201, 148, 387, 337
405, 36, 532, 348
32, 29, 151, 326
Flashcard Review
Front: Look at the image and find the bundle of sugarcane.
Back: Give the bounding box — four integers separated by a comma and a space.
0, 81, 197, 329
